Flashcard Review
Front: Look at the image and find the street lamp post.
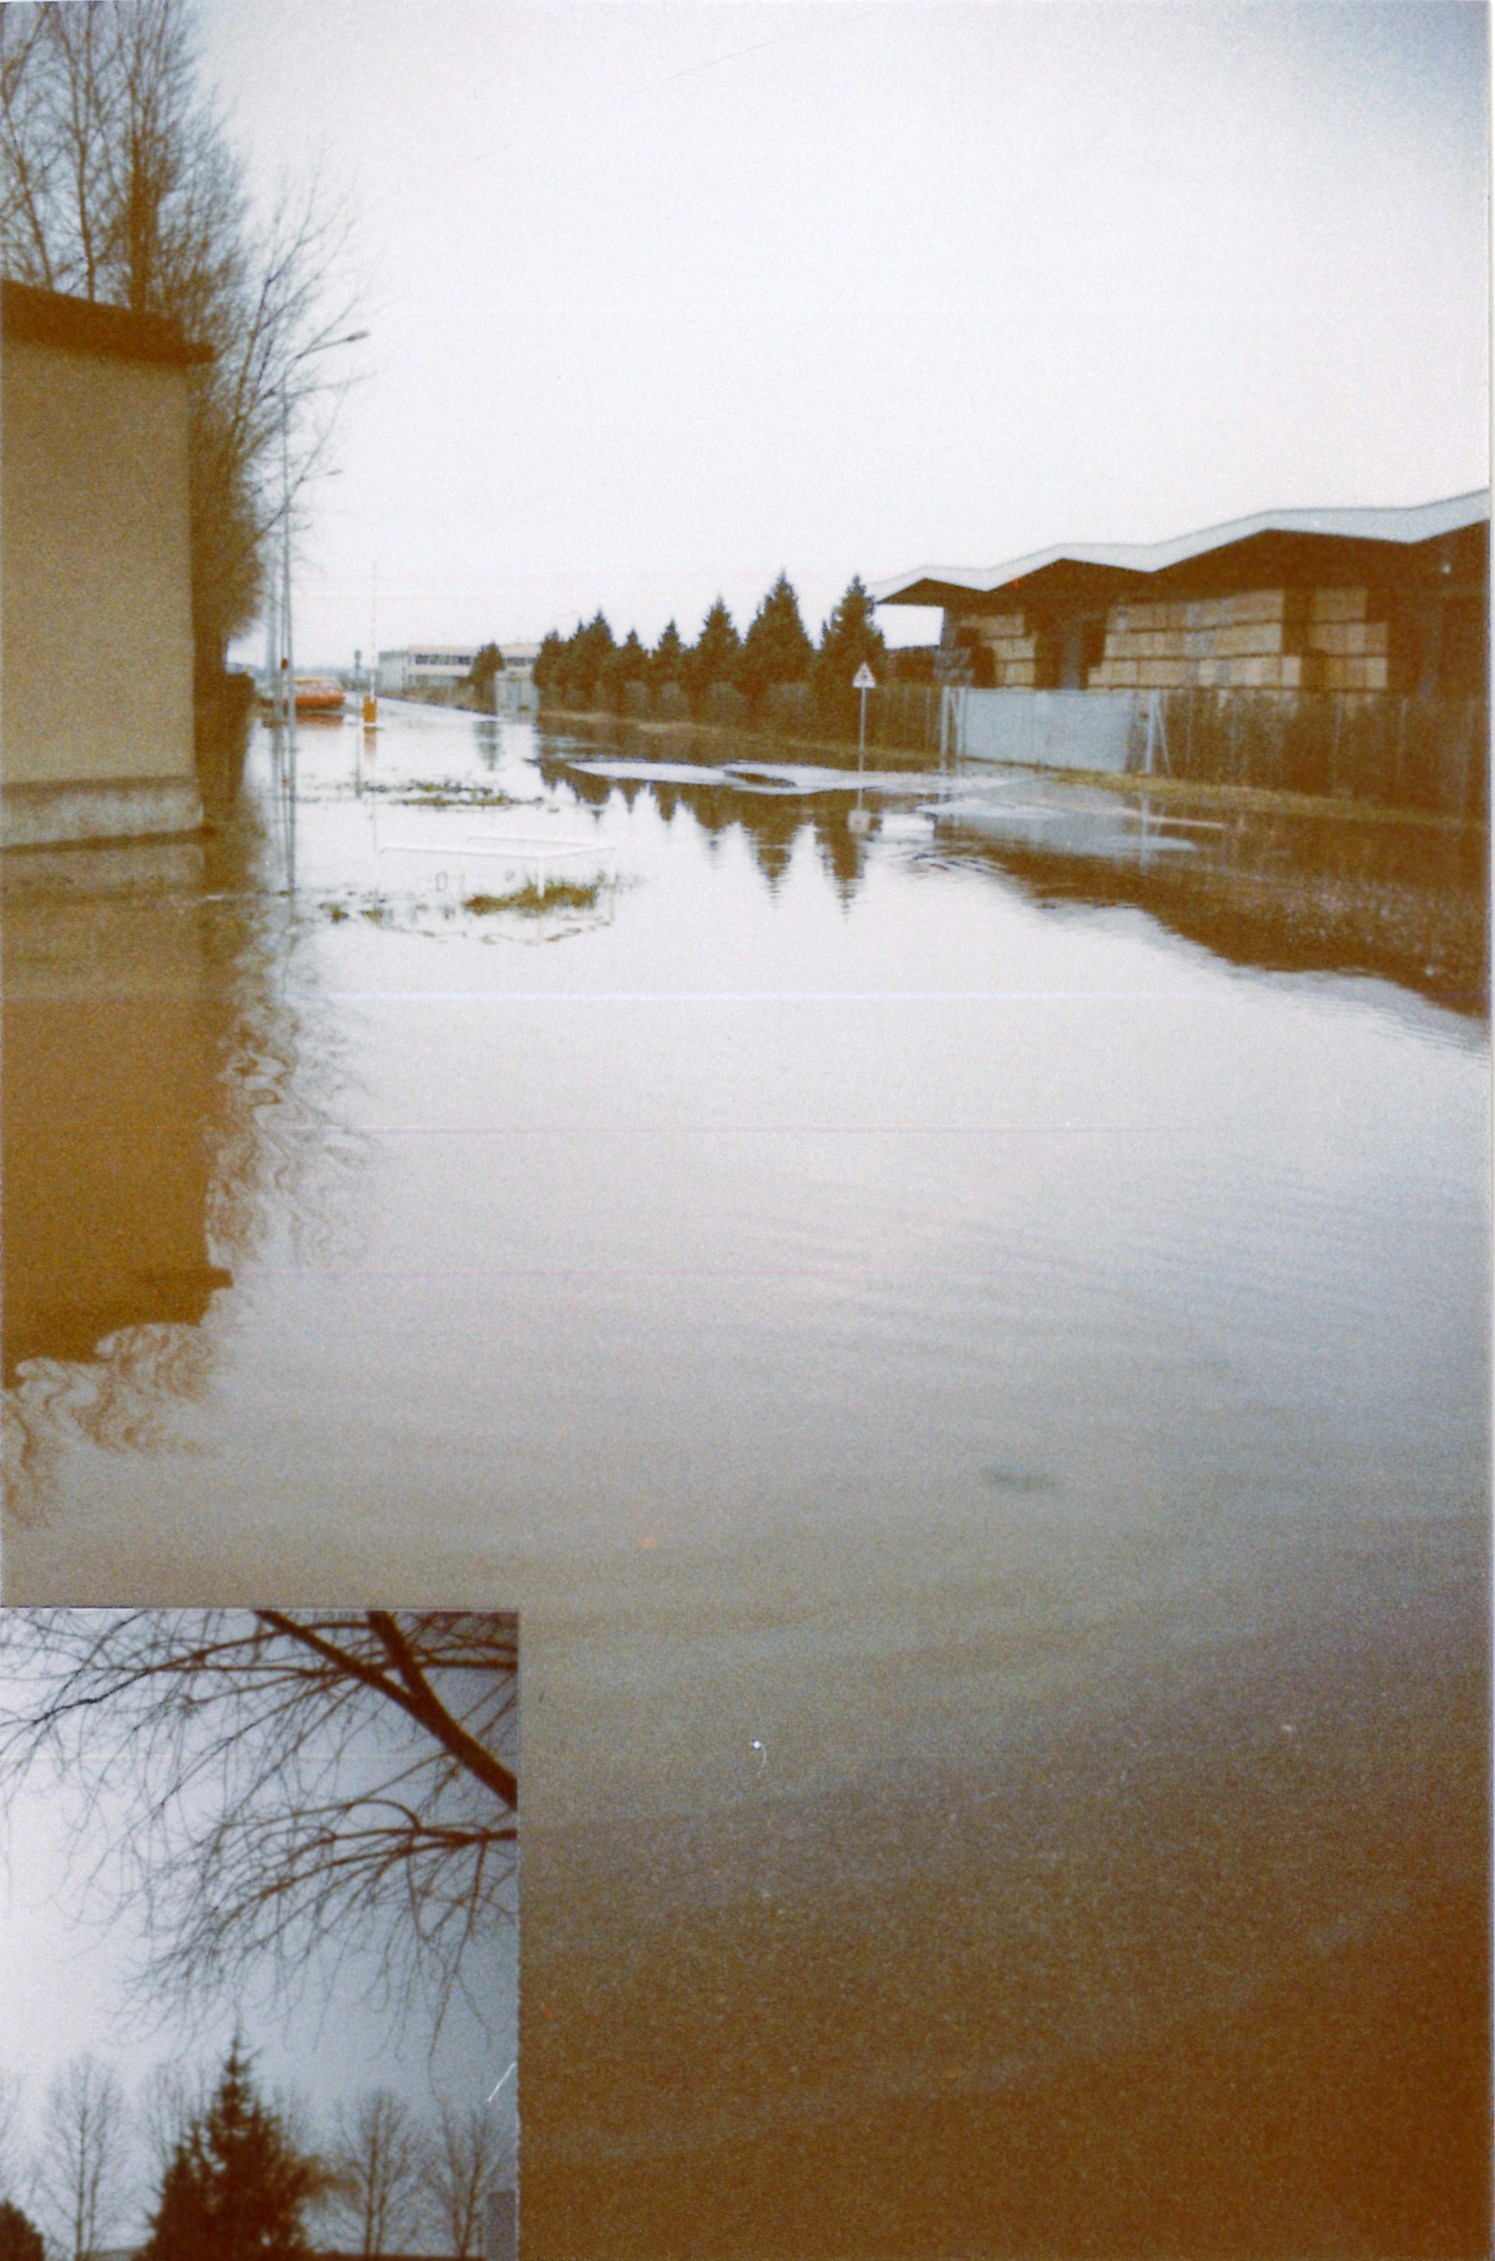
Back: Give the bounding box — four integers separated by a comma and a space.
276, 328, 369, 765
279, 386, 294, 738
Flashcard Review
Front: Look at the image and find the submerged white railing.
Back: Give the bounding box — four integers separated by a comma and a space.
373, 833, 617, 900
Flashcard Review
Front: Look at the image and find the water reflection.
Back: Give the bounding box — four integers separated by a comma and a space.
537, 721, 1490, 1010
537, 740, 879, 899
934, 784, 1489, 1014
2, 789, 361, 1519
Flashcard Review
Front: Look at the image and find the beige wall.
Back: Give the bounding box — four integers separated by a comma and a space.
2, 334, 197, 790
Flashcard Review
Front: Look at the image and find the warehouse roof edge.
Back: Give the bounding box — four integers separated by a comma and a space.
873, 490, 1491, 611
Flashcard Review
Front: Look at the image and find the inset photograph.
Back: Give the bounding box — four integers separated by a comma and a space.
0, 1609, 518, 2261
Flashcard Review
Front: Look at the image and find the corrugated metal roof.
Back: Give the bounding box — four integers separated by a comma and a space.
873, 490, 1491, 606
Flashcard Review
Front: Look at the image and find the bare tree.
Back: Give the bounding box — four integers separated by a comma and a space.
0, 1613, 518, 2039
34, 2058, 130, 2261
326, 2090, 428, 2257
0, 2073, 25, 2210
422, 2102, 511, 2261
0, 0, 363, 674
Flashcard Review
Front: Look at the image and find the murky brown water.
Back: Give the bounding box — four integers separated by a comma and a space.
4, 704, 1488, 2256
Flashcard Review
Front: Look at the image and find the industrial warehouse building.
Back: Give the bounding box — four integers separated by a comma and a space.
875, 491, 1488, 699
377, 645, 479, 694
1, 278, 211, 846
376, 641, 539, 711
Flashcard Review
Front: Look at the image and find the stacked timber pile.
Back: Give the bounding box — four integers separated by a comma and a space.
1087, 588, 1389, 692
1303, 590, 1391, 690
972, 613, 1047, 688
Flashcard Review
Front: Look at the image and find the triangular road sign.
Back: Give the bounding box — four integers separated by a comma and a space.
852, 662, 877, 690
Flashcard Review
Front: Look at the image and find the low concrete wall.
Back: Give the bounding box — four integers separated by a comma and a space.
1, 779, 203, 849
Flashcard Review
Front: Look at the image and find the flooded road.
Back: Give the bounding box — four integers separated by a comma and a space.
4, 703, 1488, 2256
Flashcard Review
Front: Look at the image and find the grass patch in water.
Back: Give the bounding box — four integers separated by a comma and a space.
406, 780, 521, 807
464, 878, 604, 917
364, 779, 526, 807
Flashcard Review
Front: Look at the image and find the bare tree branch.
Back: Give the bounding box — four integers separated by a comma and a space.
34, 2058, 131, 2261
0, 2073, 26, 2215
326, 2090, 428, 2257
422, 2102, 512, 2260
0, 0, 365, 670
0, 1613, 518, 2045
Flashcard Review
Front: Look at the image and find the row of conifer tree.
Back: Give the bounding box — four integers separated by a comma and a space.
533, 573, 933, 734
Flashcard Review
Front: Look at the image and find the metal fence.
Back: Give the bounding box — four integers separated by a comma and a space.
945, 687, 1488, 818
943, 688, 1135, 773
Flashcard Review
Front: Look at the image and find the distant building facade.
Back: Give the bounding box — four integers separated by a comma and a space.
874, 492, 1489, 699
2, 278, 212, 846
494, 639, 540, 715
377, 645, 479, 694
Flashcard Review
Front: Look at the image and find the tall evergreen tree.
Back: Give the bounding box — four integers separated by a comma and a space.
532, 629, 566, 698
811, 576, 887, 736
737, 573, 814, 707
569, 611, 616, 706
465, 643, 504, 700
600, 628, 648, 709
649, 619, 686, 692
140, 2042, 326, 2261
683, 598, 740, 711
0, 2203, 45, 2261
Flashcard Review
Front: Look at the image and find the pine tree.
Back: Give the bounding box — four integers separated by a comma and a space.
600, 628, 648, 709
811, 576, 887, 738
569, 611, 616, 707
683, 598, 741, 712
140, 2042, 326, 2261
532, 629, 566, 700
737, 573, 814, 709
466, 643, 504, 699
0, 2202, 45, 2261
649, 619, 686, 693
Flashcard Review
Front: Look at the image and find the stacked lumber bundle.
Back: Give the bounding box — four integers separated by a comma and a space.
1086, 588, 1389, 692
1303, 589, 1391, 690
974, 612, 1043, 688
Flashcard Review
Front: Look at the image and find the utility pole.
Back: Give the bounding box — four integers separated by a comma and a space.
274, 325, 368, 884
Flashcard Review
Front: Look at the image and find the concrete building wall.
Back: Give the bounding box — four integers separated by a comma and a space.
377, 646, 478, 693
3, 311, 202, 843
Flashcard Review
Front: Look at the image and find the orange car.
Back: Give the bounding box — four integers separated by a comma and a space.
294, 675, 346, 716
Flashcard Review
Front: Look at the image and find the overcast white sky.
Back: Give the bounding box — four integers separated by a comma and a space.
201, 0, 1489, 667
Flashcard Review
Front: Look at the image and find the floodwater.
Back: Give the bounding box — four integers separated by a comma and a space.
4, 703, 1489, 2257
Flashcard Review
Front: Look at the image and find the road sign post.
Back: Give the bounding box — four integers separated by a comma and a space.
850, 662, 877, 834
853, 660, 876, 760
